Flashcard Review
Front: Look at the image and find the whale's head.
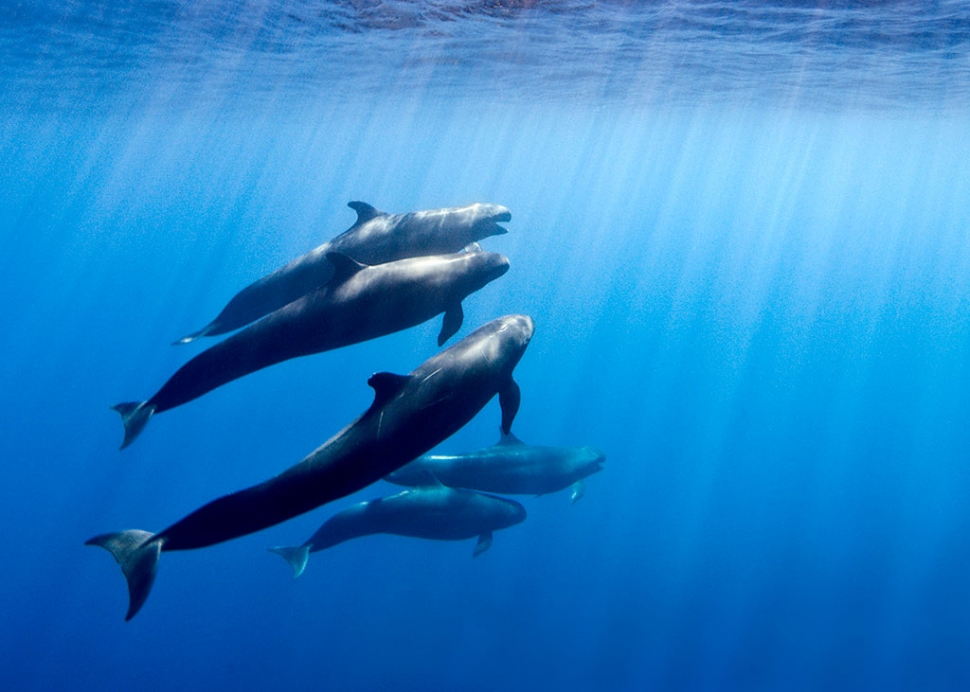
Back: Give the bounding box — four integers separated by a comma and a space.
463, 203, 512, 241
443, 314, 534, 390
573, 446, 606, 479
455, 249, 511, 295
488, 314, 534, 368
493, 495, 528, 529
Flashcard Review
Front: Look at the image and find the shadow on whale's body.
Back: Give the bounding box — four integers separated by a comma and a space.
112, 249, 510, 449
176, 201, 512, 344
269, 484, 527, 578
88, 314, 534, 621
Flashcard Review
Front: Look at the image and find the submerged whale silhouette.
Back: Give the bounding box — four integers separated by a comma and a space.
270, 484, 527, 578
88, 315, 535, 620
113, 249, 510, 449
386, 431, 605, 503
176, 201, 511, 344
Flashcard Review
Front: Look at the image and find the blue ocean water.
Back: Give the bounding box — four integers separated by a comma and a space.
3, 2, 970, 690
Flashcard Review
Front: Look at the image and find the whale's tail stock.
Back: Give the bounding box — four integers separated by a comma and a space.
85, 530, 163, 621
111, 401, 156, 450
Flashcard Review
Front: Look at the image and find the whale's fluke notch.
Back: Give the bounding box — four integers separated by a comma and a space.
473, 531, 493, 557
85, 530, 162, 621
324, 251, 367, 284
111, 401, 157, 450
438, 304, 464, 346
347, 201, 383, 225
268, 545, 310, 579
498, 378, 521, 435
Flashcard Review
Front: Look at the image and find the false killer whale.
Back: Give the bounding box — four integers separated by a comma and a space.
386, 431, 605, 503
88, 314, 534, 620
269, 484, 526, 578
113, 249, 510, 449
176, 201, 511, 344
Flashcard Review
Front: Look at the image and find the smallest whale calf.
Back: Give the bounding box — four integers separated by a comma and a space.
386, 430, 605, 503
270, 484, 527, 578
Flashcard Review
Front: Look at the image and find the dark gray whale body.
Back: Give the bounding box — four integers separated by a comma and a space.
386, 431, 605, 503
88, 314, 535, 620
177, 201, 512, 344
113, 249, 510, 449
269, 485, 526, 577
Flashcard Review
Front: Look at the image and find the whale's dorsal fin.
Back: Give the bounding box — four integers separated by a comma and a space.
497, 428, 525, 446
420, 469, 447, 489
348, 201, 383, 225
367, 372, 411, 410
325, 251, 367, 284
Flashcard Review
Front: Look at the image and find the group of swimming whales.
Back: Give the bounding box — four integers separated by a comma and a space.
88, 201, 605, 620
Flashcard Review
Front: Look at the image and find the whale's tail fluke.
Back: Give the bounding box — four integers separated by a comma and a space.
85, 530, 163, 621
268, 545, 310, 579
111, 401, 157, 450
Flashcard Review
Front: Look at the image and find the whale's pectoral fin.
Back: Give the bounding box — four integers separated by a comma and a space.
268, 545, 310, 579
499, 377, 521, 435
85, 530, 162, 621
463, 242, 483, 253
438, 304, 464, 346
367, 372, 412, 412
473, 532, 493, 557
347, 201, 383, 225
325, 251, 367, 284
570, 480, 586, 504
111, 401, 157, 450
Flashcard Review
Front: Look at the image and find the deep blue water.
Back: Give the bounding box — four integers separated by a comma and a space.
3, 2, 970, 691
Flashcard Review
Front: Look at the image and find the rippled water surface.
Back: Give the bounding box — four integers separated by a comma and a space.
4, 1, 970, 107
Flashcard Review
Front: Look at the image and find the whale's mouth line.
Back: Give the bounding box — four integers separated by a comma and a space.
476, 210, 511, 236
480, 219, 509, 235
